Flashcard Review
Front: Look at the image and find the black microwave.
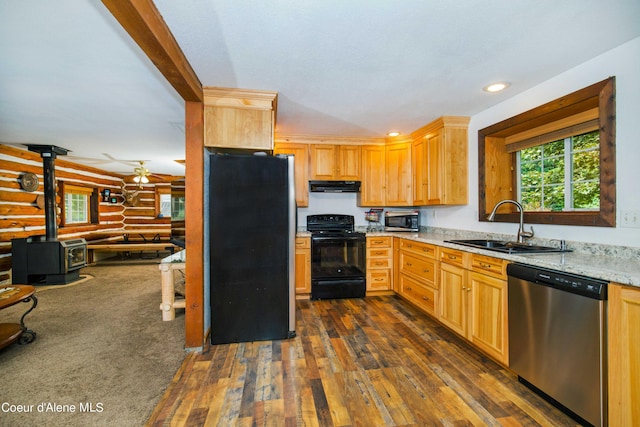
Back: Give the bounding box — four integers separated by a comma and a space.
384, 211, 419, 232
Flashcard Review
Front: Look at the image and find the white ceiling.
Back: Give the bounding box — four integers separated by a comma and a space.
1, 0, 639, 176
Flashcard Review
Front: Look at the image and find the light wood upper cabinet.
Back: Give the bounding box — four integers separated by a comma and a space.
412, 136, 427, 205
274, 143, 309, 207
608, 283, 640, 426
358, 145, 386, 206
310, 144, 360, 180
203, 87, 277, 150
411, 116, 470, 205
385, 142, 412, 206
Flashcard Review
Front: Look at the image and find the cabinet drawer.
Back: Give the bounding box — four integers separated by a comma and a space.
439, 247, 469, 268
368, 258, 391, 269
368, 247, 392, 258
400, 274, 437, 315
367, 236, 392, 248
367, 270, 390, 291
398, 239, 436, 258
471, 254, 507, 279
295, 237, 310, 249
399, 252, 436, 285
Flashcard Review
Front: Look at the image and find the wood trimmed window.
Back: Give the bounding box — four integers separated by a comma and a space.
478, 77, 615, 227
61, 182, 99, 226
155, 186, 171, 218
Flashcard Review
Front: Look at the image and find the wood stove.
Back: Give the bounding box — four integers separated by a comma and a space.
11, 145, 87, 285
12, 237, 87, 285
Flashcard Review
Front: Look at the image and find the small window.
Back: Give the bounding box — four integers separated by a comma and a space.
155, 186, 172, 218
61, 183, 96, 226
159, 194, 172, 218
517, 130, 600, 212
171, 194, 185, 220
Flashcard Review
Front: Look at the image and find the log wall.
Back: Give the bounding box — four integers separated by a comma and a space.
0, 144, 179, 284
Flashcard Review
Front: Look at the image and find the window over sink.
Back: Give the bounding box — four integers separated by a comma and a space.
478, 77, 615, 227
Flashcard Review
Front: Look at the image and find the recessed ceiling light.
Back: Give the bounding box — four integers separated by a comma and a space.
387, 131, 400, 137
483, 82, 510, 93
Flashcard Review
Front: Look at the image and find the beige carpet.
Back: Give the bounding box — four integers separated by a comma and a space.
0, 263, 186, 427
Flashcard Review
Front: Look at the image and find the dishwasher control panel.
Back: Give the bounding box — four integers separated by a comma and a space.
508, 263, 607, 300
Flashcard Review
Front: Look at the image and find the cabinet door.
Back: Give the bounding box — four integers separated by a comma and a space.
468, 271, 508, 365
203, 88, 276, 150
608, 283, 640, 426
337, 145, 361, 180
310, 145, 337, 180
412, 136, 427, 205
359, 145, 386, 206
274, 143, 309, 207
438, 262, 467, 336
294, 238, 311, 295
425, 130, 443, 205
385, 142, 412, 206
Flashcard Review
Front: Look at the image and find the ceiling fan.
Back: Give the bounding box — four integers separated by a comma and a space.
132, 161, 151, 186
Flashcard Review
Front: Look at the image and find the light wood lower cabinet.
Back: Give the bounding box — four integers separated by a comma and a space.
438, 247, 509, 365
468, 269, 508, 365
608, 283, 640, 426
438, 256, 468, 336
366, 236, 393, 293
397, 239, 438, 316
294, 237, 311, 297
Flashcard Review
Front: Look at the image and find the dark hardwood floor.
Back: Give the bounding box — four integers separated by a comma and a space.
147, 296, 580, 426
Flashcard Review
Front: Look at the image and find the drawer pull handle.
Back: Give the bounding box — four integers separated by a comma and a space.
479, 262, 492, 268
406, 262, 413, 266
422, 296, 429, 301
375, 278, 384, 282
374, 240, 384, 244
448, 255, 457, 260
423, 269, 430, 273
406, 286, 412, 291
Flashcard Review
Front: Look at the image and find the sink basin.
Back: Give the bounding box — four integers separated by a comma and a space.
445, 239, 572, 254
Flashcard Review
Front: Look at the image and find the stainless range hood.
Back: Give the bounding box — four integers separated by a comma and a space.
309, 180, 361, 193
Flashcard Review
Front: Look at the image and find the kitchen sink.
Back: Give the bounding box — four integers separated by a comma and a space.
445, 239, 572, 254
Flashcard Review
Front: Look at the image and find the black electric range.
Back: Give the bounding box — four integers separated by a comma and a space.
306, 214, 366, 300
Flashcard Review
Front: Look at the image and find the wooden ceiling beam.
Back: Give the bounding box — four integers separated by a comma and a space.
101, 0, 203, 102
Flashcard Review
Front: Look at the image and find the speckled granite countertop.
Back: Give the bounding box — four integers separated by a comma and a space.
298, 228, 640, 287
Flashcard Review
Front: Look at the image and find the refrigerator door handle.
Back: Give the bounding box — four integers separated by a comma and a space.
286, 154, 297, 338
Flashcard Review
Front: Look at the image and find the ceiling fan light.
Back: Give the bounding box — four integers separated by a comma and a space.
133, 175, 141, 183
141, 176, 149, 184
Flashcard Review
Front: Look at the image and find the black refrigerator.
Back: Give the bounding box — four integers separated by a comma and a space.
209, 152, 296, 344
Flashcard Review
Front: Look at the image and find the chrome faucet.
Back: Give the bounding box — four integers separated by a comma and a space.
488, 199, 534, 243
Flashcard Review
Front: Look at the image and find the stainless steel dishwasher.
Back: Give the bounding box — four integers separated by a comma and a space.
507, 263, 607, 427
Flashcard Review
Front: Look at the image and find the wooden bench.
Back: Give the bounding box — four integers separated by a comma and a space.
87, 243, 179, 263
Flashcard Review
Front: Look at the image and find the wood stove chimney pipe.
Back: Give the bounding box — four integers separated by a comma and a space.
27, 145, 70, 241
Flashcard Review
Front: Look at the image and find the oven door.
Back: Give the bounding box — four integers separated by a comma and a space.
311, 233, 366, 299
